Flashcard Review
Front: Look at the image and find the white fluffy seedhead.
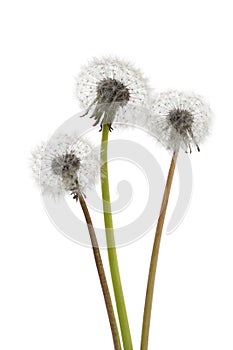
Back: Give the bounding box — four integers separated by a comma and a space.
31, 134, 99, 198
76, 56, 150, 128
148, 90, 212, 153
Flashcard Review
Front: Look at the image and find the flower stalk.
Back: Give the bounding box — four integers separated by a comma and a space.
101, 124, 133, 350
79, 193, 122, 350
140, 150, 179, 350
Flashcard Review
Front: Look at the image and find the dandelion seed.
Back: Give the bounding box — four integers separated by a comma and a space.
141, 91, 213, 349
31, 133, 122, 349
76, 56, 150, 130
148, 90, 212, 153
31, 134, 99, 198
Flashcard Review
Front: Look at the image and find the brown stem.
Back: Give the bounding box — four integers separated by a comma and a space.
140, 150, 179, 350
79, 194, 122, 350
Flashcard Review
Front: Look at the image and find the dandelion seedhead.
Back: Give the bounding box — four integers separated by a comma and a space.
51, 152, 80, 176
96, 78, 130, 106
148, 90, 212, 153
76, 56, 149, 130
31, 134, 99, 198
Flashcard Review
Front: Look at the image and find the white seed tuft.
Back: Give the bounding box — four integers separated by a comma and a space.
31, 134, 99, 198
76, 56, 150, 128
147, 90, 212, 152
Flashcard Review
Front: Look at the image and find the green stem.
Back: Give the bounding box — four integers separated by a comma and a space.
140, 150, 179, 350
79, 194, 122, 350
100, 124, 133, 350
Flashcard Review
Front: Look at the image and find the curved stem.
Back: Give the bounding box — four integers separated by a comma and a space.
140, 150, 179, 350
100, 124, 133, 350
79, 194, 122, 350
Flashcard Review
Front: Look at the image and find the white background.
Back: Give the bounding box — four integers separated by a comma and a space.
1, 0, 232, 349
